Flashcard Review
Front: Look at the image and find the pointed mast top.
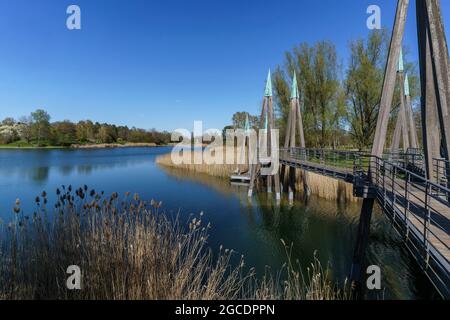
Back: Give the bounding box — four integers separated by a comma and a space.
264, 69, 273, 97
398, 48, 404, 72
244, 113, 250, 132
404, 73, 410, 96
290, 72, 299, 100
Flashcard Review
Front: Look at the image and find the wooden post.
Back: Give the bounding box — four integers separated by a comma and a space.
424, 0, 450, 184
417, 0, 443, 182
398, 72, 411, 151
248, 96, 267, 197
248, 70, 281, 200
404, 74, 420, 149
351, 0, 410, 298
282, 73, 307, 201
371, 0, 410, 157
267, 95, 281, 200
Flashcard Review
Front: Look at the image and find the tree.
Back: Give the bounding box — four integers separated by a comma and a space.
345, 30, 419, 150
231, 112, 259, 129
0, 117, 18, 144
2, 117, 15, 126
17, 116, 33, 143
52, 120, 77, 146
274, 41, 345, 147
31, 109, 51, 146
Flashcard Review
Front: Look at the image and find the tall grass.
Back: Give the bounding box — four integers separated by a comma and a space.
156, 147, 239, 178
0, 187, 348, 300
157, 148, 358, 202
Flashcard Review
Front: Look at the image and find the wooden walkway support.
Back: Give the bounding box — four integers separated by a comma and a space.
391, 50, 412, 152
230, 114, 253, 184
248, 70, 281, 200
280, 73, 308, 201
390, 50, 419, 153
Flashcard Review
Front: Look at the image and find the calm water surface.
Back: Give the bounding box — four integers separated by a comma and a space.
0, 147, 438, 299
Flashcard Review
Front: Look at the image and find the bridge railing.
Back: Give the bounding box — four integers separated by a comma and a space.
384, 149, 425, 173
356, 154, 450, 294
433, 158, 450, 190
279, 147, 363, 171
279, 147, 449, 296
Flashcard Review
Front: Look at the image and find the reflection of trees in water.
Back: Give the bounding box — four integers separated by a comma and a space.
31, 167, 50, 184
77, 164, 93, 175
58, 165, 75, 176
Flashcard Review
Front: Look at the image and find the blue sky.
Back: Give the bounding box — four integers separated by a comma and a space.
0, 0, 449, 131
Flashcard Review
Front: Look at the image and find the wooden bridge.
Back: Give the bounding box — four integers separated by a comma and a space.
279, 147, 450, 298
239, 0, 450, 298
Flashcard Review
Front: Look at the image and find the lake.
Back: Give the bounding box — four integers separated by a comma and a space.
0, 147, 438, 299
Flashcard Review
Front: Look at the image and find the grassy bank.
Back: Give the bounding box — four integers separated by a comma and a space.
0, 142, 166, 150
0, 141, 68, 149
156, 149, 358, 202
0, 187, 348, 300
70, 142, 160, 149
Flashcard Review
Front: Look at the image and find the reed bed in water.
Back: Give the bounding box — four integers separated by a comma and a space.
0, 186, 348, 300
157, 148, 358, 202
290, 170, 358, 203
156, 147, 242, 178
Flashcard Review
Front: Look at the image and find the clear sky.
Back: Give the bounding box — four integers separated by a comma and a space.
0, 0, 449, 131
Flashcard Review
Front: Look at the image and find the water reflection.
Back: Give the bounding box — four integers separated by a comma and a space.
160, 166, 439, 299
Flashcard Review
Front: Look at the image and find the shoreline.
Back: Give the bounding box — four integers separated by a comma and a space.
0, 143, 170, 150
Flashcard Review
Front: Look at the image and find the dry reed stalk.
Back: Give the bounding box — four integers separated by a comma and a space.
157, 148, 358, 202
0, 186, 348, 300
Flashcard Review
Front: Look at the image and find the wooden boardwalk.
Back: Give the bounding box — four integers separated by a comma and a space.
279, 150, 450, 298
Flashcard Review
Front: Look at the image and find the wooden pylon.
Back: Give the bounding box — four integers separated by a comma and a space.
391, 49, 411, 152
405, 74, 420, 149
282, 73, 307, 201
248, 70, 281, 200
235, 114, 252, 175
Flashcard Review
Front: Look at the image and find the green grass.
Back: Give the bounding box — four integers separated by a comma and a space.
0, 141, 68, 149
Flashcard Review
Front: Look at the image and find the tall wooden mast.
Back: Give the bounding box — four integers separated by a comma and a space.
248, 70, 281, 200
391, 49, 411, 152
282, 73, 307, 201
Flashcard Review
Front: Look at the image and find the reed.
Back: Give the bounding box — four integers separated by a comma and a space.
156, 147, 240, 178
290, 169, 358, 203
156, 148, 358, 202
0, 187, 348, 300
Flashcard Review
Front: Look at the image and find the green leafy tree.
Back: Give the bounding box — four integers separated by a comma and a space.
31, 109, 51, 146
345, 30, 419, 150
231, 112, 258, 129
52, 120, 77, 146
274, 41, 345, 147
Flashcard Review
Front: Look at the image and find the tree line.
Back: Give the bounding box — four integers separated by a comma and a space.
0, 109, 171, 147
